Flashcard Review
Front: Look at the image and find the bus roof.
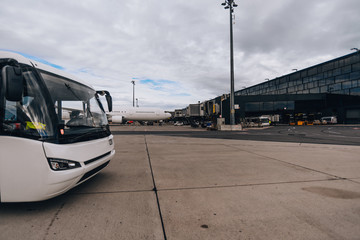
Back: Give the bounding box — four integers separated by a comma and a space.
0, 50, 94, 90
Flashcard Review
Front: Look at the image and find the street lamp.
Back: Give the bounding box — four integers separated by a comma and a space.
221, 0, 238, 125
131, 80, 135, 107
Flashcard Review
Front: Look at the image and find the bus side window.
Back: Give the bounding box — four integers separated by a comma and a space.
3, 100, 24, 131
5, 101, 17, 121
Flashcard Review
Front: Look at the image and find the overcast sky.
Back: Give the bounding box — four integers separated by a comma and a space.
1, 0, 359, 110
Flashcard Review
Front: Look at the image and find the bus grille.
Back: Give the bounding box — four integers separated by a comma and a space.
78, 161, 110, 183
84, 151, 111, 165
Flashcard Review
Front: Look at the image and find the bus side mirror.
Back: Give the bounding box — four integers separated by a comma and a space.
96, 90, 113, 112
2, 66, 23, 101
105, 94, 112, 112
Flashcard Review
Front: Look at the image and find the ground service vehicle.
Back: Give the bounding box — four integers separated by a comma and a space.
321, 116, 337, 124
0, 51, 115, 202
244, 116, 270, 127
259, 116, 271, 126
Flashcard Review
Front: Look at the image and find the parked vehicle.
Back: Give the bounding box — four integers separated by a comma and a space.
259, 116, 271, 127
321, 116, 337, 124
244, 116, 270, 127
0, 51, 115, 202
174, 121, 184, 126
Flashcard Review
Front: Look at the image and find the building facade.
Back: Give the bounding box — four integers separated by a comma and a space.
176, 52, 360, 125
235, 52, 360, 97
219, 51, 360, 124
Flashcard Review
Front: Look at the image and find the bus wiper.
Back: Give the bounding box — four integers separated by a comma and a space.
66, 125, 92, 128
66, 128, 101, 142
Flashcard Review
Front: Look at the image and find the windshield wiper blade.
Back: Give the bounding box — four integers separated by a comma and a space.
66, 124, 92, 128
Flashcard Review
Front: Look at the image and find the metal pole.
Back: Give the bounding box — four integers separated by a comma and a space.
229, 1, 235, 125
221, 99, 223, 117
131, 80, 135, 107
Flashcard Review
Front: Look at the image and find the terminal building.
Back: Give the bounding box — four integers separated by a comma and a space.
176, 51, 360, 125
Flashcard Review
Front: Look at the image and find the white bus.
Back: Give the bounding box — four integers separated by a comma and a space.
0, 51, 115, 202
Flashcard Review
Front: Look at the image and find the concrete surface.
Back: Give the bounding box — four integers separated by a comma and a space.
218, 124, 243, 131
0, 125, 359, 240
159, 180, 360, 240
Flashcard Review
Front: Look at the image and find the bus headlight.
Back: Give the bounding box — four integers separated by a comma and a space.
48, 158, 81, 171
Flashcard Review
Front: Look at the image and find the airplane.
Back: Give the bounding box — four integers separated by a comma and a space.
107, 107, 171, 124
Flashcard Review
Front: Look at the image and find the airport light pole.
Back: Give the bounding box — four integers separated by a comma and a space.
131, 80, 135, 107
221, 0, 238, 125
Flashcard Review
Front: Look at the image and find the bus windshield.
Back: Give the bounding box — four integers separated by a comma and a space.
40, 71, 110, 143
1, 63, 110, 143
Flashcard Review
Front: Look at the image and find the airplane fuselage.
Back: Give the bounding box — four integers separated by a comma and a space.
108, 107, 171, 123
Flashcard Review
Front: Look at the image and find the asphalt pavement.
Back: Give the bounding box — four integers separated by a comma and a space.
111, 124, 360, 146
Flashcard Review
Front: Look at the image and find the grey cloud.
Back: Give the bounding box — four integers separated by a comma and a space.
0, 0, 359, 110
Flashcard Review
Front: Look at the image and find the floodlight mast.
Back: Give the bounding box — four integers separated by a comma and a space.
131, 80, 135, 107
221, 0, 238, 125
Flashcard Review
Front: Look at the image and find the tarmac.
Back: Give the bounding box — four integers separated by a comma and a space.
1, 125, 360, 239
